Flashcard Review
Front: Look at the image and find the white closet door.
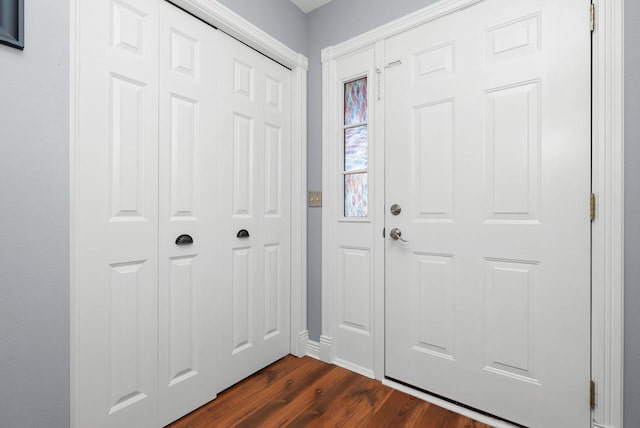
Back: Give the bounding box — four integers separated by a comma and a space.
158, 2, 219, 425
384, 0, 591, 426
216, 33, 292, 391
75, 0, 159, 426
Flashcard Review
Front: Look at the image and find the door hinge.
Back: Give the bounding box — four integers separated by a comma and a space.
383, 227, 386, 238
590, 380, 596, 409
590, 3, 595, 32
590, 193, 596, 221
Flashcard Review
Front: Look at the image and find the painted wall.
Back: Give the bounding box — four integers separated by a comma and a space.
625, 0, 640, 425
0, 1, 70, 427
306, 0, 439, 341
217, 0, 308, 56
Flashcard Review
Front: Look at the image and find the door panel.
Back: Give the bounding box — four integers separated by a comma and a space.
158, 2, 219, 424
217, 33, 292, 391
76, 0, 159, 426
384, 1, 591, 427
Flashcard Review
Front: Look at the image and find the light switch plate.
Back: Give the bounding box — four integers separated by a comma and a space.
309, 191, 322, 207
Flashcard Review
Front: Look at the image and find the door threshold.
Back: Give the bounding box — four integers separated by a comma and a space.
382, 377, 523, 428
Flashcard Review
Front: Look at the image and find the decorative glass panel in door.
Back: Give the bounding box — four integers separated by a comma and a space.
343, 77, 368, 217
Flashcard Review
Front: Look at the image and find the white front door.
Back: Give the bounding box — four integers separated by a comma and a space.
384, 1, 591, 427
158, 2, 219, 425
216, 33, 292, 391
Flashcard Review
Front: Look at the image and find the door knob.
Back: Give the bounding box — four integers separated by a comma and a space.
175, 234, 194, 245
237, 229, 250, 238
389, 228, 408, 242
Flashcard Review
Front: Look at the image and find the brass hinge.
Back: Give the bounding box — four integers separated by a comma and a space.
590, 3, 596, 32
590, 380, 596, 409
590, 193, 596, 221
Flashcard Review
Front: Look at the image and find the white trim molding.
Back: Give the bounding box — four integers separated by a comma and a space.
321, 0, 484, 63
306, 340, 320, 360
592, 0, 625, 427
319, 335, 334, 362
334, 358, 375, 380
290, 55, 309, 357
168, 0, 308, 70
320, 45, 336, 365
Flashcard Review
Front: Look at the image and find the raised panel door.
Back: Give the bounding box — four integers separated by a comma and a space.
75, 0, 159, 426
217, 33, 291, 391
158, 2, 219, 425
384, 1, 591, 426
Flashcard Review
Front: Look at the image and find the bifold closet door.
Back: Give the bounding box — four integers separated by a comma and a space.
216, 33, 292, 392
158, 2, 219, 425
76, 1, 293, 426
75, 0, 160, 426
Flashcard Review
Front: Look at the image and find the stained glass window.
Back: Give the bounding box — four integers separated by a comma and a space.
344, 126, 368, 172
343, 77, 368, 218
345, 173, 368, 217
344, 78, 368, 125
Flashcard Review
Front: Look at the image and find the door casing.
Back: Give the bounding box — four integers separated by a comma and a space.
320, 0, 625, 427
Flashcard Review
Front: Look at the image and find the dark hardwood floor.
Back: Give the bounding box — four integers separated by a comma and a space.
168, 355, 491, 428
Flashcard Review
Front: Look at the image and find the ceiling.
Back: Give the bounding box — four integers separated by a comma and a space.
290, 0, 334, 14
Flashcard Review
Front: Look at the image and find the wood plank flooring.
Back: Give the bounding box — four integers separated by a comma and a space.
168, 356, 491, 428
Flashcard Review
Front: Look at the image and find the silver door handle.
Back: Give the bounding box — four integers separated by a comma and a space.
389, 228, 408, 242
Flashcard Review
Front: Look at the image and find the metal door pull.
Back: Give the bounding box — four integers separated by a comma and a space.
237, 229, 250, 238
175, 234, 194, 245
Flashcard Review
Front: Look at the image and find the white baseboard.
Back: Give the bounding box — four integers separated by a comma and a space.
319, 335, 333, 363
382, 379, 518, 428
334, 358, 375, 379
306, 340, 320, 360
593, 423, 615, 428
293, 330, 309, 358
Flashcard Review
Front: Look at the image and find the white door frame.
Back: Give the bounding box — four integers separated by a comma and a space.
70, 1, 308, 426
321, 0, 624, 427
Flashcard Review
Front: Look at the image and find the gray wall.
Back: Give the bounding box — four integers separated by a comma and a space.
217, 0, 308, 56
0, 0, 70, 427
305, 0, 439, 341
625, 0, 640, 426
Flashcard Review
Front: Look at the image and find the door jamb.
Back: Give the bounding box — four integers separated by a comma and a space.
70, 1, 308, 426
591, 1, 625, 427
320, 0, 625, 427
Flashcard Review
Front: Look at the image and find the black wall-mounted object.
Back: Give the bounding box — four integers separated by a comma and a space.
237, 229, 250, 238
175, 234, 194, 246
0, 0, 24, 50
